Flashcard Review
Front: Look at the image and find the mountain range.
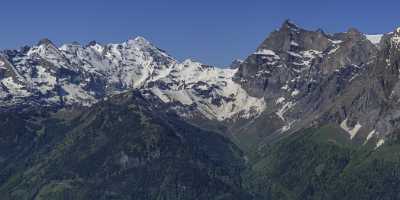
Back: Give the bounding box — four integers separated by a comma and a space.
2, 20, 400, 199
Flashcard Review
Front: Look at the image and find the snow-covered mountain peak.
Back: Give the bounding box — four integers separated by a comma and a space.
124, 36, 159, 51
0, 36, 266, 121
30, 38, 58, 54
130, 36, 152, 45
32, 38, 62, 57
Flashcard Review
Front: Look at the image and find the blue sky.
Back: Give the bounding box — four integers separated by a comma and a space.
1, 0, 399, 66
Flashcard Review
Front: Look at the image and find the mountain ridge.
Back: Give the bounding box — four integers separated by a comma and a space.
0, 36, 265, 121
233, 21, 400, 151
3, 20, 400, 200
2, 20, 400, 143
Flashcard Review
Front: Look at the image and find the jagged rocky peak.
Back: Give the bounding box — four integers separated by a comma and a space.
37, 38, 56, 47
332, 27, 366, 43
28, 37, 66, 64
233, 20, 394, 141
347, 27, 362, 36
257, 20, 331, 53
330, 26, 400, 144
254, 20, 377, 74
280, 19, 299, 31
320, 28, 379, 74
370, 27, 400, 96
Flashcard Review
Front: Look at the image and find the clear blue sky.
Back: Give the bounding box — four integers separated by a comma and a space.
1, 0, 399, 66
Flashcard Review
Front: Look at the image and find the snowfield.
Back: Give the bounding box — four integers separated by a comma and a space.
0, 37, 266, 121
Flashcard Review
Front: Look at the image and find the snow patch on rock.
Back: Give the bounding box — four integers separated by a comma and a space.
254, 49, 280, 60
1, 77, 30, 97
291, 89, 300, 97
276, 102, 295, 121
149, 60, 266, 121
365, 34, 383, 45
366, 129, 376, 142
340, 119, 362, 139
375, 139, 385, 149
276, 97, 285, 104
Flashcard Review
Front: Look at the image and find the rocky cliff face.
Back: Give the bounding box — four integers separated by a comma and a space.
232, 21, 400, 149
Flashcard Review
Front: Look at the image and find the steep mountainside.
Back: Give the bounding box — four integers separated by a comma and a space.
233, 21, 400, 150
3, 20, 400, 200
0, 91, 251, 200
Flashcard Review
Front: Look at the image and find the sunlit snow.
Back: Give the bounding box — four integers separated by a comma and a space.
340, 119, 362, 139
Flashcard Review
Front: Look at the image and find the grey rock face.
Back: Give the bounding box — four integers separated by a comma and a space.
234, 21, 400, 147
258, 20, 331, 53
